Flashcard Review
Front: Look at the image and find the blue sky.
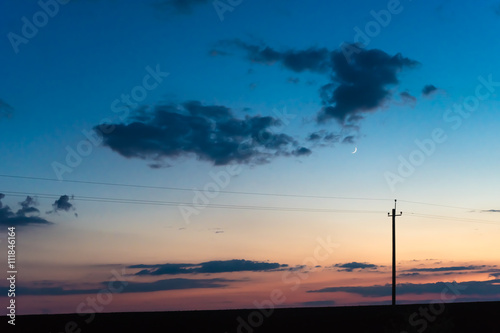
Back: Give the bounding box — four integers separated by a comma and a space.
1, 0, 500, 315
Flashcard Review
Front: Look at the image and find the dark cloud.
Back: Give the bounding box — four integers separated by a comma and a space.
215, 39, 330, 73
117, 277, 234, 293
341, 136, 355, 144
210, 49, 231, 57
399, 91, 417, 106
308, 279, 500, 298
209, 227, 224, 234
0, 194, 53, 226
47, 195, 77, 216
136, 263, 195, 275
52, 195, 74, 212
17, 278, 235, 296
482, 209, 500, 213
307, 132, 322, 141
130, 259, 288, 276
399, 272, 421, 277
318, 47, 419, 123
493, 3, 500, 16
0, 99, 14, 120
309, 284, 390, 296
183, 100, 232, 119
152, 0, 210, 14
477, 267, 499, 272
334, 262, 378, 272
216, 40, 419, 125
403, 265, 486, 273
94, 102, 310, 167
307, 130, 341, 145
196, 259, 286, 273
287, 77, 300, 84
18, 196, 39, 215
293, 147, 312, 156
129, 263, 163, 269
422, 84, 438, 96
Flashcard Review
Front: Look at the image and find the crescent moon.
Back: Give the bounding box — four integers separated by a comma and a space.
352, 147, 357, 154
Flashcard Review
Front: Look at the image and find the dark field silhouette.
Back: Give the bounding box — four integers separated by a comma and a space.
3, 301, 499, 333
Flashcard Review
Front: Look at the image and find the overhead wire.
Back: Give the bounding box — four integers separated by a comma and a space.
0, 190, 386, 214
399, 200, 478, 211
0, 174, 389, 201
406, 212, 499, 226
1, 175, 491, 212
1, 174, 498, 223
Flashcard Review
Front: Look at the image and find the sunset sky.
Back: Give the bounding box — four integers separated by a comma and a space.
1, 0, 500, 316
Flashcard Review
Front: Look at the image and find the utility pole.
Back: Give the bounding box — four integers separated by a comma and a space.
388, 199, 402, 306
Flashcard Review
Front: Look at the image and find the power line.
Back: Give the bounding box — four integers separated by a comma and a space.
0, 174, 389, 202
399, 200, 478, 211
0, 174, 494, 216
2, 189, 497, 223
406, 212, 499, 226
0, 190, 385, 214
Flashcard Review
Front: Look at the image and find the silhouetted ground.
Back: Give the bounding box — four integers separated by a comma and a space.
2, 301, 499, 332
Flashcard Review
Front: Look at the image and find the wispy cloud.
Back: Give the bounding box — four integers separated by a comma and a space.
0, 99, 14, 120
306, 130, 341, 147
493, 3, 500, 16
403, 265, 488, 273
152, 0, 210, 15
399, 272, 421, 277
215, 39, 330, 73
16, 278, 237, 296
399, 91, 417, 107
308, 279, 500, 297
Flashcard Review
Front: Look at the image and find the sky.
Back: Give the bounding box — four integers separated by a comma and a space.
1, 0, 500, 318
